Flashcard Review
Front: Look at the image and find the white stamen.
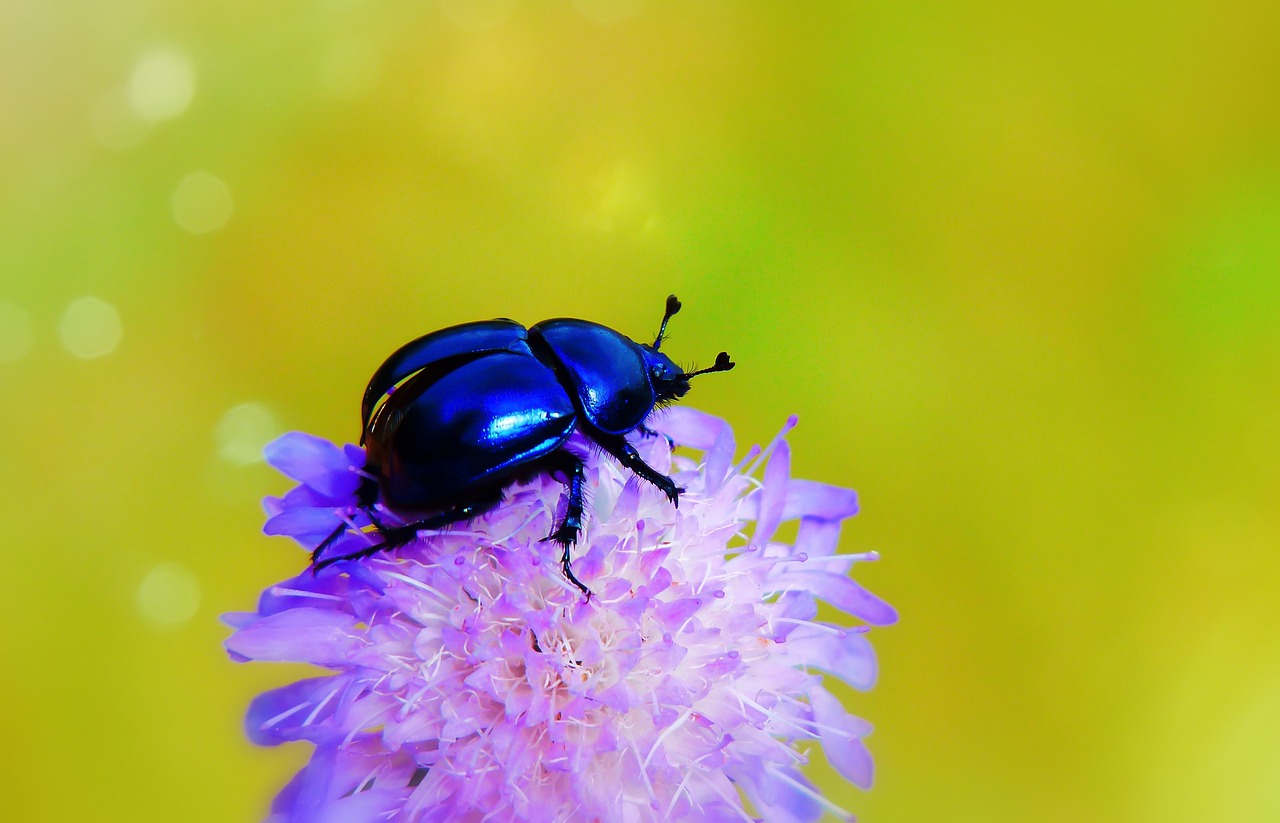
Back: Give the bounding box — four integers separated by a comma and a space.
769, 617, 847, 637
261, 701, 310, 729
492, 508, 544, 541
744, 415, 799, 476
268, 586, 344, 602
732, 443, 763, 474
772, 702, 862, 740
304, 684, 342, 726
664, 770, 696, 819
764, 764, 855, 821
700, 775, 759, 823
351, 766, 379, 795
731, 690, 820, 745
630, 742, 659, 808
381, 571, 452, 603
777, 551, 879, 564
643, 708, 692, 767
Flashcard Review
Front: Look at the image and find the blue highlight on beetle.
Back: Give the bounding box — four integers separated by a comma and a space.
310, 294, 735, 597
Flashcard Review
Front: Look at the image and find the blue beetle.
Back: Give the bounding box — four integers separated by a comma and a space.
312, 295, 734, 595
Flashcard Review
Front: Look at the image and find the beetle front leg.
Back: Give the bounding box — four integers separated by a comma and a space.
592, 433, 683, 507
635, 423, 677, 448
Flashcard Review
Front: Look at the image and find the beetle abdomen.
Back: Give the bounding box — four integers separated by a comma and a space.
361, 319, 531, 439
374, 352, 576, 509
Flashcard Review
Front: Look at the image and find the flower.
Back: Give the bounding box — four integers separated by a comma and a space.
224, 407, 896, 822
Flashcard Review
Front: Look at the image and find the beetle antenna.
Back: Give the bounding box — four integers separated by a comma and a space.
679, 351, 735, 379
653, 294, 682, 350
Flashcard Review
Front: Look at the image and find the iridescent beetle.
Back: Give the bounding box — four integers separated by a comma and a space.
313, 295, 734, 595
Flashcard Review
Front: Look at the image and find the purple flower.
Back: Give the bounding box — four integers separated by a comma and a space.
225, 408, 895, 822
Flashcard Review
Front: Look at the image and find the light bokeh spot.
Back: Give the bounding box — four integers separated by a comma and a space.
89, 88, 150, 150
584, 162, 659, 235
0, 302, 36, 362
573, 0, 643, 25
216, 401, 282, 465
128, 46, 196, 122
58, 297, 122, 359
136, 563, 201, 627
320, 40, 383, 100
171, 171, 234, 234
439, 0, 516, 31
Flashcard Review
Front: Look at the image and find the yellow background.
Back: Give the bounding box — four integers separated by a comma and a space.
3, 2, 1279, 820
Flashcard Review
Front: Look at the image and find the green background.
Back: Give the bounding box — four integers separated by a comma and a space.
3, 1, 1279, 820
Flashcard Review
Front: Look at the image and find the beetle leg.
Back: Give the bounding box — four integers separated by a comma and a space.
592, 433, 684, 507
309, 476, 383, 564
540, 454, 591, 598
636, 423, 676, 448
365, 506, 390, 535
312, 491, 503, 572
310, 520, 351, 566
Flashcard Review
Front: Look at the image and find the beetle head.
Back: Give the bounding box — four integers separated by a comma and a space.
642, 346, 691, 400
642, 346, 735, 401
645, 294, 735, 401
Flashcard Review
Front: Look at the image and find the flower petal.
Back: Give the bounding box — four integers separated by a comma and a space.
736, 761, 826, 823
777, 624, 879, 690
753, 439, 791, 545
775, 569, 898, 626
264, 432, 361, 498
702, 416, 737, 494
783, 479, 860, 521
809, 684, 874, 789
225, 607, 363, 666
263, 507, 342, 544
648, 406, 725, 450
246, 675, 351, 746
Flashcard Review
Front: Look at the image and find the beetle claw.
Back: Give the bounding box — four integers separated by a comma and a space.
542, 528, 575, 547
541, 529, 591, 598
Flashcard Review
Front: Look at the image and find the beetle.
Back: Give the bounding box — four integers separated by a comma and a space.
311, 295, 734, 595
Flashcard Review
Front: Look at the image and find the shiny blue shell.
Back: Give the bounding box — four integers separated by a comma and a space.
362, 317, 660, 511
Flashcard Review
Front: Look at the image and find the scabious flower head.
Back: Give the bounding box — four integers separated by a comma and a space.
225, 408, 896, 822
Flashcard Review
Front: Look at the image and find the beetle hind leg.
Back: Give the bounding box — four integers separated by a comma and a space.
311, 521, 349, 566
558, 541, 591, 599
540, 454, 591, 598
309, 476, 382, 565
312, 489, 504, 572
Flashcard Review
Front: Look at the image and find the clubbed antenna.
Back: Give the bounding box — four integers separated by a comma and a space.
653, 294, 682, 350
680, 351, 735, 379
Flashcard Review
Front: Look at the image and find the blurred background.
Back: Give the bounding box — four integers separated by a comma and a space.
3, 1, 1279, 820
